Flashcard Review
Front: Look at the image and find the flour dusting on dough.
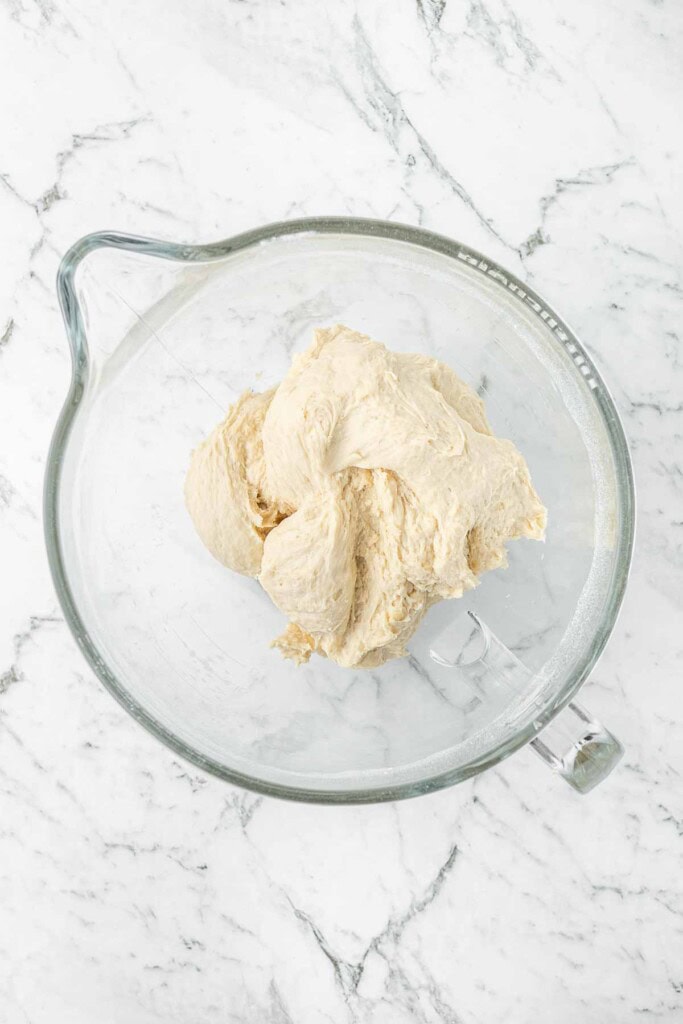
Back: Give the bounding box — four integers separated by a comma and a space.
185, 326, 546, 669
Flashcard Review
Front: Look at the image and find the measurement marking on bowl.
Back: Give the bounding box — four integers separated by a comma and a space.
456, 249, 600, 392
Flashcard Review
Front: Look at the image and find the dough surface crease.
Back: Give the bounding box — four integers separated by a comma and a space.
185, 325, 547, 669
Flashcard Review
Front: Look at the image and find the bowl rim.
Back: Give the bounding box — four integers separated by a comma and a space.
44, 216, 636, 803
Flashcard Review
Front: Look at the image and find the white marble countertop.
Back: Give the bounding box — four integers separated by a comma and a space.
1, 1, 682, 1021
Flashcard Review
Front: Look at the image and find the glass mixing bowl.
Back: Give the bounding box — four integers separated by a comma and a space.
45, 219, 635, 801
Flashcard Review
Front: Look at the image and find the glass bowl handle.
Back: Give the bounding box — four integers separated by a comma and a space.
529, 701, 623, 794
430, 612, 623, 794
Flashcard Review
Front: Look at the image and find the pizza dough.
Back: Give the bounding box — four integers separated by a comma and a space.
185, 325, 547, 669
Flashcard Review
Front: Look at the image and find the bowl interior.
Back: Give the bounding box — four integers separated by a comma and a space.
53, 226, 631, 797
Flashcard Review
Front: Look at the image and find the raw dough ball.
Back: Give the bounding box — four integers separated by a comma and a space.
185, 326, 546, 669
